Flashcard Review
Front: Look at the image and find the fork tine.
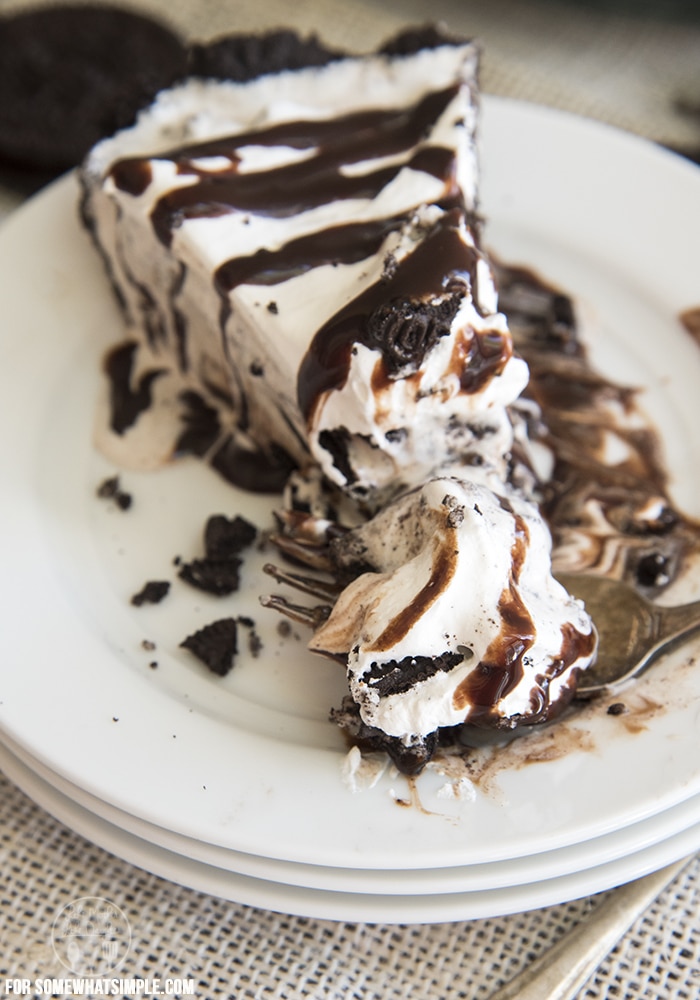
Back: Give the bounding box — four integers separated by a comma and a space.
259, 594, 333, 629
263, 562, 341, 601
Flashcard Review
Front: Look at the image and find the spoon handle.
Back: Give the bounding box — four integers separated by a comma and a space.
487, 858, 689, 1000
656, 598, 700, 647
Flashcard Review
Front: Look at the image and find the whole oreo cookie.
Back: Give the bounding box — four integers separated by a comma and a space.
0, 4, 187, 175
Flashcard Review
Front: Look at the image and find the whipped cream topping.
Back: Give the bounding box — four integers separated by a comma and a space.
302, 206, 529, 498
310, 476, 596, 744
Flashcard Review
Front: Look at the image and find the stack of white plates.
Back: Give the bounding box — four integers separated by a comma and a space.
1, 99, 700, 923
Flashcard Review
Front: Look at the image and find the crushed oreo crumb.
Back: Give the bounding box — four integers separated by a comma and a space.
249, 632, 263, 657
442, 493, 465, 528
330, 695, 438, 775
381, 252, 398, 282
131, 580, 170, 606
180, 618, 239, 676
607, 702, 628, 716
97, 475, 119, 499
178, 557, 242, 596
97, 474, 132, 510
141, 639, 156, 651
267, 300, 279, 314
115, 491, 133, 510
205, 514, 257, 559
178, 514, 258, 595
237, 616, 263, 658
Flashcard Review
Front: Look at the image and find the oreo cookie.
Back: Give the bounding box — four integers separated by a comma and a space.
0, 4, 186, 179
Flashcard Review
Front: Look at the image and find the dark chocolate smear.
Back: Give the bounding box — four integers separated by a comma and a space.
104, 341, 166, 434
680, 306, 700, 346
174, 390, 221, 458
328, 261, 699, 769
209, 435, 297, 493
497, 260, 700, 592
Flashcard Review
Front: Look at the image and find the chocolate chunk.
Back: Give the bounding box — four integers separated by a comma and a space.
180, 618, 239, 676
131, 581, 170, 606
0, 5, 186, 176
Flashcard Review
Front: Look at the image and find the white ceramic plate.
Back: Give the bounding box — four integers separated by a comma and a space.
2, 737, 698, 924
4, 725, 700, 900
1, 98, 700, 875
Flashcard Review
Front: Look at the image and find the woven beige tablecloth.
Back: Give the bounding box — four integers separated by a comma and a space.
2, 0, 700, 997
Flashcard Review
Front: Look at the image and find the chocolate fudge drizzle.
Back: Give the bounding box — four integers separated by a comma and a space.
297, 211, 512, 422
368, 531, 458, 654
109, 86, 462, 246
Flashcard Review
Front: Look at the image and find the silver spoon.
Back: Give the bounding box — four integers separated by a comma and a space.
557, 572, 700, 697
487, 857, 691, 1000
